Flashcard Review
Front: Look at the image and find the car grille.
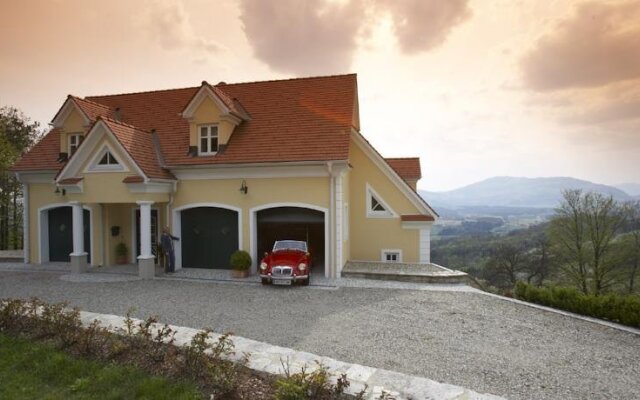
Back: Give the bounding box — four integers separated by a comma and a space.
272, 266, 293, 277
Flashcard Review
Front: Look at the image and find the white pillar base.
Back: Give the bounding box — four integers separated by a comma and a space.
138, 257, 155, 279
70, 253, 88, 274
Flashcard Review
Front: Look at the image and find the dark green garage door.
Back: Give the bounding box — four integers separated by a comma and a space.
48, 207, 90, 262
181, 207, 238, 269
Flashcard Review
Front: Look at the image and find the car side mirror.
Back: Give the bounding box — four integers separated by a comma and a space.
263, 252, 269, 258
306, 252, 310, 257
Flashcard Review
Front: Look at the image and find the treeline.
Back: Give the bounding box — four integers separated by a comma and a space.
0, 107, 40, 250
434, 190, 640, 296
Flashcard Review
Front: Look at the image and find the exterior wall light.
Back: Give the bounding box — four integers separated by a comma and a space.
54, 187, 66, 196
239, 180, 248, 195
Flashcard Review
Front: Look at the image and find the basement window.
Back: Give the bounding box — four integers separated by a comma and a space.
199, 124, 218, 155
382, 250, 402, 262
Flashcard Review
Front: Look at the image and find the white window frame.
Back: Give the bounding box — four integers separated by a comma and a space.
366, 183, 397, 218
381, 249, 402, 263
198, 124, 219, 156
86, 145, 127, 172
68, 133, 84, 155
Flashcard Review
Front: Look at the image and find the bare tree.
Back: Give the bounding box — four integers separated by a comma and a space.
549, 190, 590, 293
525, 233, 555, 286
622, 201, 640, 294
549, 190, 627, 295
483, 241, 530, 289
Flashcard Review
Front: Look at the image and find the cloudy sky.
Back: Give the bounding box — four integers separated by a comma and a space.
1, 0, 639, 191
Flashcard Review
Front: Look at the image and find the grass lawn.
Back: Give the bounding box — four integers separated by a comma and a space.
0, 333, 203, 400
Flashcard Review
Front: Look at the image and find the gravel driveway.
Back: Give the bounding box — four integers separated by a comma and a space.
0, 269, 638, 400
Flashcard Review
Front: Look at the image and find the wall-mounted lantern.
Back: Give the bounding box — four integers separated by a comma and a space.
239, 180, 248, 195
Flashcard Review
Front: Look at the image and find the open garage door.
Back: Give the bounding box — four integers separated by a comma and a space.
256, 207, 325, 272
181, 207, 239, 269
48, 207, 90, 263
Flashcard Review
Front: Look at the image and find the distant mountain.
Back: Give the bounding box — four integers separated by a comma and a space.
420, 176, 633, 209
615, 183, 640, 197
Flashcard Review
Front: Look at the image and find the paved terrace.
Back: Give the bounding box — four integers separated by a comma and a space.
0, 263, 638, 400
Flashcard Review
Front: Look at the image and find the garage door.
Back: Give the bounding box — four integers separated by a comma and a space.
181, 207, 238, 269
256, 207, 324, 270
48, 207, 90, 262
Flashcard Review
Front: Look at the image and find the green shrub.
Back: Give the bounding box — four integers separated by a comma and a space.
116, 242, 128, 257
273, 360, 364, 400
514, 282, 640, 328
230, 250, 252, 271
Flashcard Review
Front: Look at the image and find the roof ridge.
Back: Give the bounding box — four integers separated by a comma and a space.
84, 73, 357, 99
73, 96, 113, 110
97, 115, 149, 132
385, 157, 420, 160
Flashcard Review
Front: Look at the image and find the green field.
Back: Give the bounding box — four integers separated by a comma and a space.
0, 333, 203, 400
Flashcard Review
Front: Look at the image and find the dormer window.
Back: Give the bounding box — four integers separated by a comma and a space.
199, 125, 218, 155
68, 134, 84, 155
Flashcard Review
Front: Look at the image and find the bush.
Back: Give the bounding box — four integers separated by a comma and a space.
116, 242, 128, 257
230, 250, 252, 271
515, 282, 640, 328
274, 360, 363, 400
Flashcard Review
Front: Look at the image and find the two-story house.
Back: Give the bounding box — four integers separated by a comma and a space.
12, 74, 437, 278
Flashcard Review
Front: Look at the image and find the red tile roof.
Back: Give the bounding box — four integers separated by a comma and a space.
401, 214, 435, 222
385, 158, 421, 180
58, 177, 83, 184
122, 175, 145, 183
100, 117, 175, 180
14, 74, 356, 172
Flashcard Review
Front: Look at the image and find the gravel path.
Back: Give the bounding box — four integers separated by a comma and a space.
0, 269, 638, 400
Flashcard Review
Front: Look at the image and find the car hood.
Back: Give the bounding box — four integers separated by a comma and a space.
268, 250, 307, 266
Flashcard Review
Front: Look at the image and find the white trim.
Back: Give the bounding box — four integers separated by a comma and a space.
181, 85, 232, 118
37, 203, 93, 264
85, 144, 127, 172
51, 97, 91, 128
172, 163, 346, 180
197, 124, 219, 156
365, 183, 397, 218
381, 249, 403, 263
335, 173, 344, 278
126, 182, 173, 193
22, 183, 29, 263
15, 172, 56, 184
130, 206, 161, 264
401, 220, 434, 229
57, 120, 145, 183
419, 227, 431, 263
172, 202, 243, 270
343, 202, 349, 242
249, 202, 329, 278
351, 129, 438, 219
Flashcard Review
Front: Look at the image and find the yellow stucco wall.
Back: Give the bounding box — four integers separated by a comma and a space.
189, 96, 235, 148
172, 177, 330, 254
348, 139, 421, 262
28, 182, 103, 266
59, 108, 86, 153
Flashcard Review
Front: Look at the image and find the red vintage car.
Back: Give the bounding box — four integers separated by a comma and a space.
259, 240, 311, 286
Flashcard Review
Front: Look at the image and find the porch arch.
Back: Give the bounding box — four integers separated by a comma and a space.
37, 203, 93, 264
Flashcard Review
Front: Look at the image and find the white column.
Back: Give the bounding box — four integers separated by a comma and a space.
70, 201, 86, 256
335, 173, 344, 278
22, 183, 29, 263
419, 226, 432, 264
137, 201, 154, 259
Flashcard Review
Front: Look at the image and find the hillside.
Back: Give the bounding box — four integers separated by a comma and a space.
421, 176, 633, 209
615, 183, 640, 197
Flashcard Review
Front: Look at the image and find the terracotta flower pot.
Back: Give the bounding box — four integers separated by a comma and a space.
231, 269, 249, 279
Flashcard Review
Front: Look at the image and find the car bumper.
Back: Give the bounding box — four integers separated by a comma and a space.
260, 274, 309, 283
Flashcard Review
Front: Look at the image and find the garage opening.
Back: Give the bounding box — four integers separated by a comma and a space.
47, 206, 91, 263
256, 207, 325, 273
181, 207, 239, 269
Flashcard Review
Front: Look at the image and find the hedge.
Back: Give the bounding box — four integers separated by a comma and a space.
514, 282, 640, 328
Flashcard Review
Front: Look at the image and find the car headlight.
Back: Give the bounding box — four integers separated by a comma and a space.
260, 262, 268, 270
298, 263, 307, 271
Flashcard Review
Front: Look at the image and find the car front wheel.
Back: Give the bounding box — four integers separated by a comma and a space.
261, 278, 269, 285
301, 277, 310, 286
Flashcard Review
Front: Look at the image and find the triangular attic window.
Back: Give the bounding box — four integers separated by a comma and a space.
371, 196, 386, 212
366, 184, 396, 218
98, 151, 118, 166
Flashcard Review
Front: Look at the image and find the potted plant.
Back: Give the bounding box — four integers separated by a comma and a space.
230, 250, 252, 278
115, 242, 128, 264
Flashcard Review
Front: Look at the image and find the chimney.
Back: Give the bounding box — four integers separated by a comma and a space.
114, 107, 122, 121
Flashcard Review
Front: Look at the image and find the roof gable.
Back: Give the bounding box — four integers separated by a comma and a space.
50, 96, 91, 128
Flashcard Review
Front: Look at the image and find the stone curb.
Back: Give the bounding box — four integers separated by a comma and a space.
78, 310, 505, 400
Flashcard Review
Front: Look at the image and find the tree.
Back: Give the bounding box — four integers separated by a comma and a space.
0, 106, 40, 250
482, 241, 530, 289
549, 190, 627, 295
621, 201, 640, 294
524, 232, 556, 286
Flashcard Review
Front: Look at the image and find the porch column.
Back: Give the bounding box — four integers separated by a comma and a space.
419, 226, 431, 264
69, 201, 87, 273
136, 201, 155, 279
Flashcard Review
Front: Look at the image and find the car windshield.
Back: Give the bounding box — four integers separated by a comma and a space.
273, 240, 307, 252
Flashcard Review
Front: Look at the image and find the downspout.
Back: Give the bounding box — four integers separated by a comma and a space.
328, 162, 335, 278
166, 181, 177, 230
20, 176, 29, 264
